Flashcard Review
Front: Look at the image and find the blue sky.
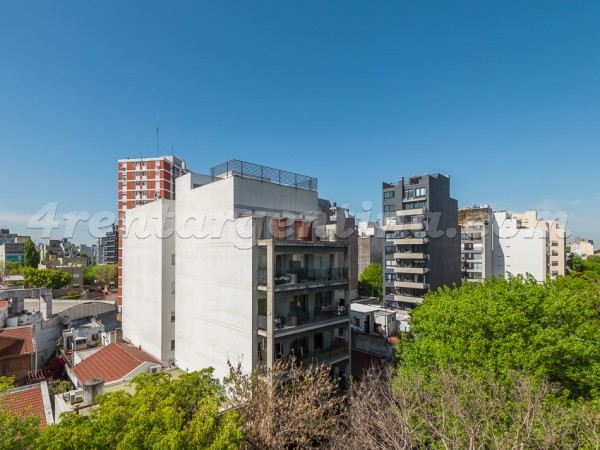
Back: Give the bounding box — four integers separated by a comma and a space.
1, 1, 599, 245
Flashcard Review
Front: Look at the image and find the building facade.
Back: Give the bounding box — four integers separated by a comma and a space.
571, 237, 595, 259
117, 156, 188, 306
357, 222, 384, 278
382, 174, 460, 309
122, 160, 351, 381
0, 243, 25, 265
458, 206, 493, 282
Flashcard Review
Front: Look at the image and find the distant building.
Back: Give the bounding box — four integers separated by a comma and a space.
38, 258, 84, 296
493, 210, 566, 282
117, 155, 189, 306
571, 237, 595, 259
76, 244, 97, 266
39, 239, 77, 261
458, 206, 493, 282
0, 243, 25, 265
357, 221, 384, 277
97, 224, 118, 265
382, 174, 460, 309
0, 228, 31, 245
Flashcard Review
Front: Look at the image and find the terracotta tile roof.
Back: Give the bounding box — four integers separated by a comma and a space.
1, 382, 53, 428
72, 342, 160, 384
0, 326, 35, 358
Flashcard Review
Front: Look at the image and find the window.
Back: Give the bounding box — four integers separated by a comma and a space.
415, 187, 426, 197
383, 191, 395, 199
404, 189, 414, 199
385, 232, 395, 241
171, 340, 175, 351
171, 254, 175, 265
384, 205, 395, 213
171, 311, 175, 322
385, 260, 397, 267
385, 273, 395, 282
385, 246, 395, 255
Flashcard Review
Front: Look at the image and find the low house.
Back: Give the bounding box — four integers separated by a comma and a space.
0, 325, 37, 385
1, 381, 54, 428
67, 342, 162, 388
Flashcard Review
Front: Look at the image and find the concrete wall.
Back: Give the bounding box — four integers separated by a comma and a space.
122, 200, 176, 363
175, 176, 256, 380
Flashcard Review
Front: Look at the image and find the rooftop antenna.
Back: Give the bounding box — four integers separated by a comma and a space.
156, 120, 160, 156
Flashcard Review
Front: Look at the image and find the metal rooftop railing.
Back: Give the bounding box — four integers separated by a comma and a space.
210, 160, 318, 191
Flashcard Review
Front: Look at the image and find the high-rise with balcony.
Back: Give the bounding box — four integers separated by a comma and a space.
117, 156, 188, 306
122, 160, 351, 381
382, 174, 460, 309
458, 206, 493, 282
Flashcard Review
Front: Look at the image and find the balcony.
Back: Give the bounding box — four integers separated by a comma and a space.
391, 294, 424, 303
393, 266, 428, 274
257, 268, 349, 291
393, 280, 428, 289
385, 222, 425, 232
394, 252, 426, 260
283, 342, 349, 366
393, 238, 428, 245
393, 207, 427, 216
258, 306, 349, 333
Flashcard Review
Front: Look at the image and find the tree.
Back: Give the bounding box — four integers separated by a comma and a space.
226, 359, 344, 449
334, 366, 600, 449
397, 275, 600, 397
23, 240, 40, 268
95, 264, 117, 290
358, 262, 383, 298
0, 376, 42, 449
83, 265, 96, 285
22, 267, 71, 291
36, 369, 243, 449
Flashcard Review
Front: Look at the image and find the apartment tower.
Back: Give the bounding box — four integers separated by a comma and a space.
382, 174, 460, 309
123, 160, 351, 380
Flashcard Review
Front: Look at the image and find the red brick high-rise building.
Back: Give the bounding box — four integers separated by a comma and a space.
117, 155, 187, 306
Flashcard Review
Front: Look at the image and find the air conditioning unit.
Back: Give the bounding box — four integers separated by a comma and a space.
149, 365, 161, 375
65, 392, 83, 404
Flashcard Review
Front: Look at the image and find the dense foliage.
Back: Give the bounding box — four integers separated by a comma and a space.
22, 267, 71, 290
35, 369, 243, 449
397, 275, 600, 397
569, 254, 600, 281
358, 262, 383, 298
84, 264, 118, 288
23, 240, 40, 269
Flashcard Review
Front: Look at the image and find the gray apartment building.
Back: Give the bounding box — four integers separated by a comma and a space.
382, 174, 460, 309
458, 206, 493, 282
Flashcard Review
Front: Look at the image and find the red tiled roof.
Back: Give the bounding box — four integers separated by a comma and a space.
73, 342, 160, 383
2, 383, 50, 429
0, 326, 35, 358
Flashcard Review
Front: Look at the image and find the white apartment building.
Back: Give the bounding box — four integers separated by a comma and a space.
123, 160, 351, 381
492, 211, 549, 282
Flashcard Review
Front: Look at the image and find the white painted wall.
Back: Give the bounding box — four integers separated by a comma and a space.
492, 211, 548, 282
122, 200, 176, 363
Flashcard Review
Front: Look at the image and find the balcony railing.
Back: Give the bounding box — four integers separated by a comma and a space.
284, 342, 349, 365
210, 160, 318, 191
258, 306, 348, 332
258, 268, 349, 287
